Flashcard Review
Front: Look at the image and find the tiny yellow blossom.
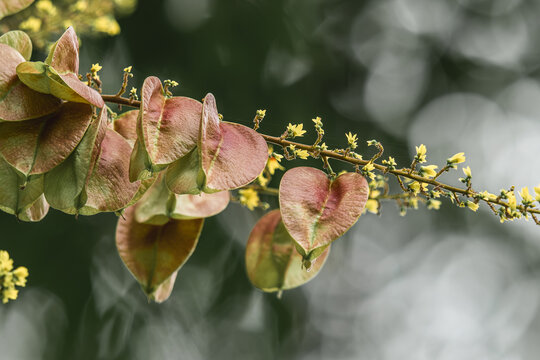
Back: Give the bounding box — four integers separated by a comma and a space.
415, 144, 427, 163
36, 0, 57, 15
0, 251, 28, 304
419, 165, 438, 178
346, 132, 358, 149
363, 163, 375, 172
13, 267, 28, 287
267, 157, 284, 174
478, 191, 497, 201
467, 201, 479, 212
382, 157, 397, 168
2, 287, 18, 304
19, 17, 42, 32
73, 0, 88, 11
3, 273, 13, 288
257, 173, 269, 187
409, 181, 427, 195
432, 191, 441, 198
94, 16, 121, 36
364, 199, 379, 214
124, 66, 133, 73
427, 199, 442, 210
462, 166, 472, 178
409, 182, 420, 194
256, 109, 266, 119
286, 123, 307, 138
295, 149, 310, 160
507, 191, 517, 210
312, 116, 323, 127
91, 63, 102, 73
238, 189, 260, 210
534, 185, 540, 202
369, 190, 381, 199
0, 251, 13, 273
410, 197, 419, 209
520, 187, 534, 205
447, 152, 466, 165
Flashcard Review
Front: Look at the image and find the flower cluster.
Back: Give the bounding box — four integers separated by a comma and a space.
2, 0, 135, 49
0, 251, 28, 304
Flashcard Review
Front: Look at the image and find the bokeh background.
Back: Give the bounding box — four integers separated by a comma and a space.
2, 0, 540, 359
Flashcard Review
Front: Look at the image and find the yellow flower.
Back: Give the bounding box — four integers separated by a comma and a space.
19, 17, 42, 32
312, 117, 322, 127
267, 157, 284, 175
409, 181, 427, 195
432, 191, 441, 198
447, 152, 466, 165
507, 191, 517, 210
0, 251, 13, 273
124, 66, 133, 73
364, 199, 379, 214
2, 287, 18, 304
13, 267, 28, 287
382, 157, 397, 168
3, 273, 13, 288
467, 201, 479, 212
478, 191, 497, 201
363, 163, 375, 172
534, 185, 540, 202
369, 190, 381, 199
419, 165, 438, 178
427, 199, 442, 210
462, 166, 472, 178
295, 149, 310, 160
286, 123, 306, 138
91, 63, 102, 73
257, 173, 269, 187
94, 16, 121, 36
238, 189, 260, 210
346, 132, 358, 149
410, 197, 419, 209
415, 144, 427, 163
256, 109, 266, 119
520, 187, 534, 205
36, 0, 57, 15
73, 0, 88, 11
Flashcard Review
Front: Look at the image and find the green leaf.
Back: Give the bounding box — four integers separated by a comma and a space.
77, 128, 144, 215
245, 209, 330, 292
17, 61, 104, 108
198, 94, 268, 192
279, 167, 369, 262
135, 174, 229, 225
0, 102, 94, 178
0, 0, 34, 20
44, 26, 79, 74
0, 30, 32, 60
152, 270, 178, 303
165, 93, 268, 194
164, 146, 203, 195
44, 108, 107, 212
16, 27, 104, 108
0, 44, 60, 121
113, 110, 138, 145
0, 156, 49, 222
129, 76, 201, 180
116, 205, 204, 302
